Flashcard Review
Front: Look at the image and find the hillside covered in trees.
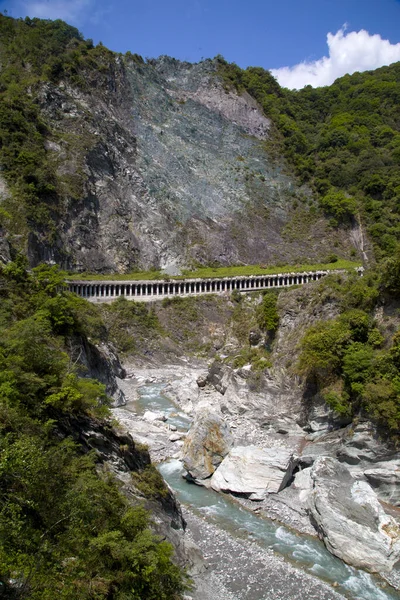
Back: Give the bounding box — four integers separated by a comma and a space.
0, 259, 187, 598
218, 57, 400, 260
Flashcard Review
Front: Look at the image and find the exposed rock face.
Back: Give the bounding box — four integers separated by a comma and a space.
57, 412, 150, 472
364, 463, 400, 506
336, 421, 396, 465
182, 409, 233, 482
308, 457, 400, 572
15, 57, 356, 272
206, 362, 235, 395
75, 335, 126, 406
211, 445, 298, 500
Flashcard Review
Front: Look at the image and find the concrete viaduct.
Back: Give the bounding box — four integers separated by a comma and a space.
67, 268, 362, 303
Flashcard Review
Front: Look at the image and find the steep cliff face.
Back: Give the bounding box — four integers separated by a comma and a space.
22, 55, 355, 272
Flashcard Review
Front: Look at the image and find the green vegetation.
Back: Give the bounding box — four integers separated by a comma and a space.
0, 14, 116, 239
256, 292, 279, 338
297, 271, 400, 434
131, 465, 170, 500
217, 57, 400, 260
231, 346, 272, 371
68, 259, 361, 281
0, 258, 186, 599
102, 297, 162, 355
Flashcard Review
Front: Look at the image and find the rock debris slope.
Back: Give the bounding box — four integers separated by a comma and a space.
29, 56, 353, 271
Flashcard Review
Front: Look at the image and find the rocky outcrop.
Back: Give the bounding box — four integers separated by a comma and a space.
307, 457, 400, 572
182, 409, 233, 482
57, 412, 150, 472
336, 421, 397, 465
211, 445, 298, 500
10, 51, 356, 273
76, 336, 126, 406
0, 227, 11, 265
364, 463, 400, 506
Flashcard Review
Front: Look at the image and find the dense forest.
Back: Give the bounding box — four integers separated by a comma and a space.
0, 259, 186, 598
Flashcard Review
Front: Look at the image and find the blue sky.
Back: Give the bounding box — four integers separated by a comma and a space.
2, 0, 400, 88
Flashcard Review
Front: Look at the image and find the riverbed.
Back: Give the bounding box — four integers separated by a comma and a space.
113, 371, 400, 600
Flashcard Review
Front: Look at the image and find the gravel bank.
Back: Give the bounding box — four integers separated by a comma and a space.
185, 509, 345, 600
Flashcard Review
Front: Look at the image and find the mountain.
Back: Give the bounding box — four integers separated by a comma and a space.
0, 15, 380, 274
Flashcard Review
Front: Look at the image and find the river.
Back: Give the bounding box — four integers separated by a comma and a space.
122, 381, 400, 600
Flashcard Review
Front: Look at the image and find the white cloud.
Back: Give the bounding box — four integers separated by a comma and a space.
271, 27, 400, 89
19, 0, 93, 25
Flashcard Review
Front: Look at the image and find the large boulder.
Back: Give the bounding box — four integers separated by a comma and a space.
207, 362, 236, 395
182, 410, 233, 482
308, 456, 400, 572
211, 445, 298, 500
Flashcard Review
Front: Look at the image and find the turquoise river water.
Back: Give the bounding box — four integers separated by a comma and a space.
135, 384, 400, 600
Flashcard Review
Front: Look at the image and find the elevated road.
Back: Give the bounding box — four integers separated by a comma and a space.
67, 267, 363, 303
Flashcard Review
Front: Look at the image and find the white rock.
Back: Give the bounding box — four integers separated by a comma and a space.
293, 467, 313, 503
308, 457, 400, 572
211, 445, 298, 500
142, 410, 167, 422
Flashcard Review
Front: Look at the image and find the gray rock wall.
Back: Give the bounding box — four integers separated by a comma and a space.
18, 57, 356, 272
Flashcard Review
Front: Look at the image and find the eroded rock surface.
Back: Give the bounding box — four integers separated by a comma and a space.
308, 456, 400, 572
182, 409, 233, 482
211, 445, 298, 500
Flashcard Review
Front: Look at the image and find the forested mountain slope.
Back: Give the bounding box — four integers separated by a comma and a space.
0, 260, 188, 598
218, 58, 400, 261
